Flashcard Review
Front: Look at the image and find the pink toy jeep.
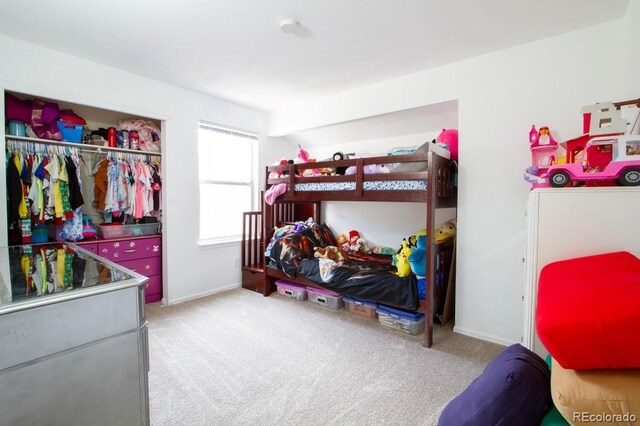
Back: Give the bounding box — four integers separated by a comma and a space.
545, 135, 640, 187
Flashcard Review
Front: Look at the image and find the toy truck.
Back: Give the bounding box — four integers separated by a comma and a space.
544, 135, 640, 187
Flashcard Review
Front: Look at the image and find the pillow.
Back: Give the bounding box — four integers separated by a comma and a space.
438, 344, 551, 426
310, 223, 338, 247
268, 224, 336, 277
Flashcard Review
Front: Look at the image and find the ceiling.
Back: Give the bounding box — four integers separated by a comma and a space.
0, 0, 630, 113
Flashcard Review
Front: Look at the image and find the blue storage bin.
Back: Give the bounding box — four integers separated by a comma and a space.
376, 305, 425, 335
57, 121, 84, 143
8, 120, 26, 137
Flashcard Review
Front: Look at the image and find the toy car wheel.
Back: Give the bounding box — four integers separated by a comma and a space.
619, 168, 640, 186
549, 171, 570, 187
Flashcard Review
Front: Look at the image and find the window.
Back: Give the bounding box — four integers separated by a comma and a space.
198, 122, 257, 244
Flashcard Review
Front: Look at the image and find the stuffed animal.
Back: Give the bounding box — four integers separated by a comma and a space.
314, 246, 344, 262
348, 230, 360, 249
436, 128, 458, 161
336, 233, 349, 251
408, 234, 427, 277
407, 228, 427, 248
435, 219, 457, 243
352, 237, 372, 254
344, 164, 392, 175
372, 246, 396, 255
395, 239, 413, 277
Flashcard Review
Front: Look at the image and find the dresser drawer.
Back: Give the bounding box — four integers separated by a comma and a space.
144, 275, 162, 304
119, 257, 161, 277
97, 237, 161, 262
74, 243, 98, 254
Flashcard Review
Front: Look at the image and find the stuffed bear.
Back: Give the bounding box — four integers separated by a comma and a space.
408, 234, 427, 277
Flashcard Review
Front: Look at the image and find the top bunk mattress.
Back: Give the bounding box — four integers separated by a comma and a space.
294, 180, 427, 191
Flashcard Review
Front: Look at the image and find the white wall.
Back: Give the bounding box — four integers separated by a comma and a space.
267, 21, 627, 345
0, 35, 266, 304
624, 0, 640, 96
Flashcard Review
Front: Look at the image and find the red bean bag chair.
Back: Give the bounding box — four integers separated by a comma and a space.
536, 251, 640, 370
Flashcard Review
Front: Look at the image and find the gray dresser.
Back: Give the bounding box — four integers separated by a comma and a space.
0, 243, 149, 426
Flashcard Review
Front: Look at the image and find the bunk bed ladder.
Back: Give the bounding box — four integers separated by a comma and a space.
241, 210, 264, 293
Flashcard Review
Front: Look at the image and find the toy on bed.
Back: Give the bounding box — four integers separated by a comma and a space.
344, 230, 372, 253
407, 228, 427, 248
437, 128, 459, 161
344, 163, 392, 175
435, 219, 457, 243
408, 234, 427, 277
395, 239, 413, 277
314, 245, 344, 262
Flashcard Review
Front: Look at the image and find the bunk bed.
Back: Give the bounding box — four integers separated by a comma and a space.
242, 149, 457, 347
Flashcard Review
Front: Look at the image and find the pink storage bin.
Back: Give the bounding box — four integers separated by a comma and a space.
276, 280, 308, 301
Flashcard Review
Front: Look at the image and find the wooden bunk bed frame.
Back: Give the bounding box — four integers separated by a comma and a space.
242, 150, 457, 347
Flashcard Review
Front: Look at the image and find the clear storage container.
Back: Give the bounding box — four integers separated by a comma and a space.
275, 280, 308, 301
307, 286, 343, 310
376, 305, 425, 335
344, 297, 378, 318
96, 223, 160, 239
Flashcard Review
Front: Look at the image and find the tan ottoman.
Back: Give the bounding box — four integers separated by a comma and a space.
551, 358, 640, 425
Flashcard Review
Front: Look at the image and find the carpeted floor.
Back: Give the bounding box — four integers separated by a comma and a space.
146, 288, 504, 426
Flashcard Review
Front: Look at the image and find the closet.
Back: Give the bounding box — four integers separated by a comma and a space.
3, 91, 164, 304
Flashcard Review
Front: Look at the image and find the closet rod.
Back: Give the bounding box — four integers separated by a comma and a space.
5, 135, 162, 157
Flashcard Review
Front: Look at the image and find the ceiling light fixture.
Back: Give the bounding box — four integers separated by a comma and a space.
280, 18, 299, 33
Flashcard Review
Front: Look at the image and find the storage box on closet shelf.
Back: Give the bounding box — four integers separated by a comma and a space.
96, 223, 160, 239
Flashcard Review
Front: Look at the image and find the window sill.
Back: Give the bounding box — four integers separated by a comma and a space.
198, 237, 242, 248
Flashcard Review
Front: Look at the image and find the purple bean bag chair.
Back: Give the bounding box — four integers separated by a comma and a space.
438, 344, 551, 426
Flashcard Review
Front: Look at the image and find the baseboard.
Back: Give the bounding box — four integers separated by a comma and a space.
165, 282, 242, 305
453, 325, 515, 347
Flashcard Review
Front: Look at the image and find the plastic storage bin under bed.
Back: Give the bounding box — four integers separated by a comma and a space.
306, 286, 343, 310
275, 280, 308, 301
344, 297, 378, 318
376, 305, 425, 335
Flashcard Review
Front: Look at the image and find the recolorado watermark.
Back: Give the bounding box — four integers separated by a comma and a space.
573, 411, 637, 423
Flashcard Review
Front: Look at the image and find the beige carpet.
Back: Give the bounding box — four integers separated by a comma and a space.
146, 288, 504, 426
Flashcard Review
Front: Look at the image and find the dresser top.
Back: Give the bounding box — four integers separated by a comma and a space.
0, 243, 146, 315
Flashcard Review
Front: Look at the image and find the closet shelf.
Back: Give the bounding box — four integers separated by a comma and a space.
5, 135, 162, 157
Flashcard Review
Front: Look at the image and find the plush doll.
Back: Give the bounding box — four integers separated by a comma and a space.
344, 164, 392, 175
395, 239, 413, 277
314, 246, 344, 262
435, 219, 457, 243
352, 237, 372, 254
407, 228, 427, 248
348, 230, 360, 250
372, 246, 396, 255
436, 128, 459, 161
408, 234, 427, 277
336, 233, 349, 251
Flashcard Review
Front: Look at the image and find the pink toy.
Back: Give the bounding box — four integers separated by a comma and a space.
297, 145, 310, 163
436, 129, 458, 161
545, 135, 640, 187
524, 125, 559, 189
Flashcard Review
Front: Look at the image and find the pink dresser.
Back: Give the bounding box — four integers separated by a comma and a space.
76, 235, 162, 304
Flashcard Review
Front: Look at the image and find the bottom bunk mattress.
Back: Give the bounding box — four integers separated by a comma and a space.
265, 219, 418, 311
295, 257, 419, 311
